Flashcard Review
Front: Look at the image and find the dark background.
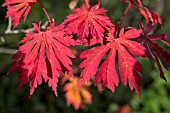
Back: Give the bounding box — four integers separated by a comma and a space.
0, 0, 170, 113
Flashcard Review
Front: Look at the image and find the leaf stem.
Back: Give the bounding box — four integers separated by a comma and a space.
85, 0, 90, 8
37, 0, 51, 22
97, 0, 101, 6
116, 4, 131, 25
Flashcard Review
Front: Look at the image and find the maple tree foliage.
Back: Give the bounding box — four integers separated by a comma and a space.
63, 2, 114, 45
8, 22, 75, 96
79, 27, 145, 97
1, 0, 170, 109
3, 0, 37, 27
63, 76, 92, 109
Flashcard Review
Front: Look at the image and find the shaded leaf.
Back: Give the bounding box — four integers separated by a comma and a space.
138, 22, 170, 81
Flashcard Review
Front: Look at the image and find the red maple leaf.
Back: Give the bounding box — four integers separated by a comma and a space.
63, 2, 114, 45
8, 22, 75, 96
3, 0, 37, 27
79, 27, 145, 97
120, 0, 162, 27
138, 22, 170, 81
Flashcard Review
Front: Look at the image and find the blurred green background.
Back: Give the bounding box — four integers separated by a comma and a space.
0, 0, 170, 113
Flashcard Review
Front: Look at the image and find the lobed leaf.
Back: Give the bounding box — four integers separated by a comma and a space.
8, 22, 75, 96
3, 0, 37, 27
79, 28, 145, 97
139, 22, 170, 81
96, 47, 119, 92
118, 44, 141, 97
63, 77, 92, 109
79, 44, 110, 86
63, 3, 114, 45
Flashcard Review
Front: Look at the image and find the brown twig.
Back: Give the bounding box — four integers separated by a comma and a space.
0, 18, 48, 39
0, 48, 17, 54
0, 18, 48, 54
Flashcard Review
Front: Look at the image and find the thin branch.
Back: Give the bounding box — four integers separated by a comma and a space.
37, 0, 51, 22
0, 19, 48, 37
0, 48, 17, 54
5, 17, 12, 34
0, 16, 49, 48
116, 4, 130, 25
84, 0, 90, 8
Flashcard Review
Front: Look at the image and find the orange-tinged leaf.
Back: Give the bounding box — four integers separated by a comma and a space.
63, 77, 92, 110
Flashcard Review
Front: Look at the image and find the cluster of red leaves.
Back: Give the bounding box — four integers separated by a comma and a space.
2, 0, 170, 107
63, 1, 170, 98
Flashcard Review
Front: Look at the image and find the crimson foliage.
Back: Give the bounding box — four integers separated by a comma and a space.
2, 0, 170, 99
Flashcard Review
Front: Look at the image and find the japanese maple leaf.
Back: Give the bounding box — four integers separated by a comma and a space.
63, 77, 92, 110
8, 22, 75, 96
79, 27, 145, 97
138, 22, 170, 81
63, 3, 114, 45
3, 0, 37, 27
120, 0, 162, 27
